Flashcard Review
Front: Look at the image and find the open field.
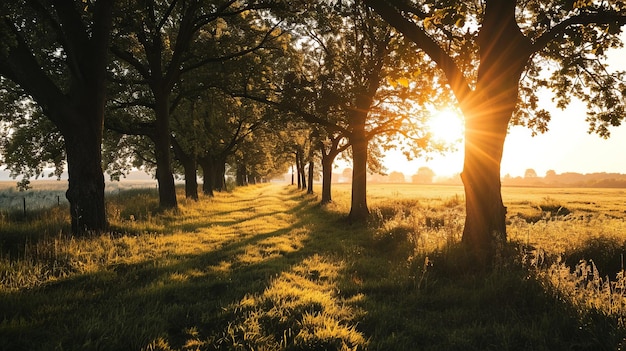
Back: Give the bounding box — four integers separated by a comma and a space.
1, 183, 626, 350
0, 180, 159, 212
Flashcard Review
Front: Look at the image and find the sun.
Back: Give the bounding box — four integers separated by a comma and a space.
428, 109, 465, 145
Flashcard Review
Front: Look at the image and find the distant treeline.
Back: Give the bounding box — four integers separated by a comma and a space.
502, 172, 626, 188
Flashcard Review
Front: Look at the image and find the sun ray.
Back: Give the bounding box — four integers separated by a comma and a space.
428, 109, 465, 145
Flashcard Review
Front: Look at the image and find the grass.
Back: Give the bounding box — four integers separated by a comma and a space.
1, 183, 626, 350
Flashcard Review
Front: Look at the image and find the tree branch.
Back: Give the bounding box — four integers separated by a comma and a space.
364, 0, 473, 104
111, 46, 152, 80
532, 10, 626, 53
181, 20, 283, 74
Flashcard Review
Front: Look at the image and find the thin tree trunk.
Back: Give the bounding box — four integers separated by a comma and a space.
307, 160, 314, 194
172, 138, 198, 200
236, 161, 247, 186
321, 153, 334, 204
348, 115, 369, 222
183, 158, 198, 200
295, 152, 302, 189
198, 156, 215, 197
299, 154, 307, 190
153, 93, 177, 208
214, 160, 226, 191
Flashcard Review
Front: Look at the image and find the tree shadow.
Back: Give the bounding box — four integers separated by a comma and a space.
0, 185, 351, 350
1, 185, 624, 351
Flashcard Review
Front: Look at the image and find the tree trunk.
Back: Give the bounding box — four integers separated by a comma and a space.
460, 0, 532, 267
295, 152, 302, 189
64, 116, 107, 234
198, 156, 215, 197
0, 1, 114, 235
299, 155, 307, 190
348, 112, 369, 222
460, 110, 509, 266
236, 161, 247, 186
307, 160, 314, 194
172, 138, 198, 200
321, 153, 334, 204
214, 160, 226, 191
182, 158, 198, 200
153, 93, 177, 209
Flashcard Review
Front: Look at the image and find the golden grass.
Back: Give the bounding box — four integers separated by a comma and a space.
2, 182, 626, 350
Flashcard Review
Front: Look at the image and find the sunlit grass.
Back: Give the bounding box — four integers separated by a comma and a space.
1, 182, 626, 350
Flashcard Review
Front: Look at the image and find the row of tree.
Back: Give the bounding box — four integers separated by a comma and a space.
504, 170, 626, 187
0, 0, 624, 268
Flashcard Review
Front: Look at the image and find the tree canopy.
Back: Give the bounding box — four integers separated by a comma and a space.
0, 0, 624, 263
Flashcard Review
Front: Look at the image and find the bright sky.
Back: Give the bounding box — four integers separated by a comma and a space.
385, 36, 626, 179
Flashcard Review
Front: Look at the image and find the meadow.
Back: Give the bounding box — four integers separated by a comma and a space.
1, 182, 626, 350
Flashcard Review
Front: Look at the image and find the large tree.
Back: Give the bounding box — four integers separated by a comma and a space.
271, 1, 440, 221
0, 0, 114, 234
366, 0, 626, 266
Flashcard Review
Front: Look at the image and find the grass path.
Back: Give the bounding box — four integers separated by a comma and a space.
0, 184, 368, 350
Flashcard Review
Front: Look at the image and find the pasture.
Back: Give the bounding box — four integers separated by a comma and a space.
1, 182, 626, 350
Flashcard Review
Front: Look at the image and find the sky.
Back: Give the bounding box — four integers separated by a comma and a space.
385, 36, 626, 179
385, 95, 626, 179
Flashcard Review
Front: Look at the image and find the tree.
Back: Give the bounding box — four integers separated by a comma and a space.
342, 168, 353, 182
524, 168, 538, 179
367, 0, 626, 267
0, 0, 114, 234
412, 166, 435, 184
389, 171, 406, 183
281, 2, 439, 221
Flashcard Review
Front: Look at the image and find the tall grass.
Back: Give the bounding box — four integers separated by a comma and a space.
1, 183, 626, 350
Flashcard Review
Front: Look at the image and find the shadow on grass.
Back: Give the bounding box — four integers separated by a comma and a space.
0, 185, 347, 350
345, 241, 626, 351
1, 184, 624, 350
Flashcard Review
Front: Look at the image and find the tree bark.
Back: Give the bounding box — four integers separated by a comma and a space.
172, 138, 198, 200
236, 161, 247, 186
348, 108, 369, 222
321, 153, 334, 204
214, 159, 226, 191
182, 158, 198, 200
307, 160, 314, 194
460, 109, 510, 265
299, 153, 307, 190
64, 112, 107, 234
153, 92, 178, 208
295, 151, 302, 189
198, 156, 215, 197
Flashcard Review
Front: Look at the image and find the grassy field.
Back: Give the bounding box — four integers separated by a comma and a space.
1, 182, 626, 350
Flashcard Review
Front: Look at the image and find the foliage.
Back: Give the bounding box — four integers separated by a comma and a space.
0, 80, 65, 182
